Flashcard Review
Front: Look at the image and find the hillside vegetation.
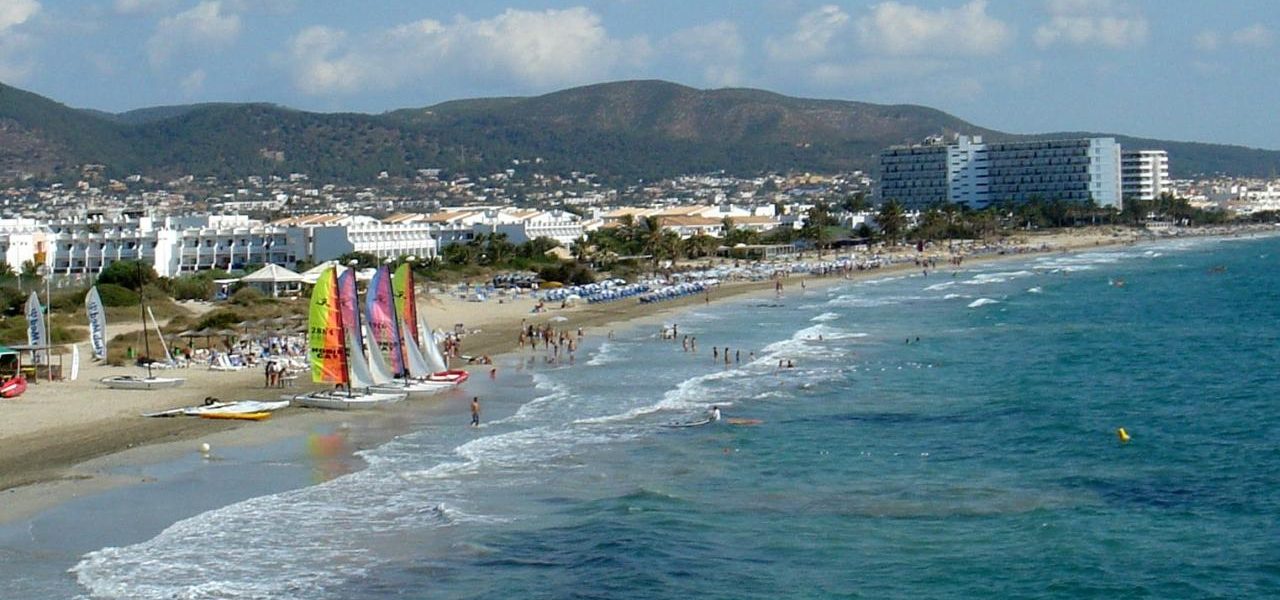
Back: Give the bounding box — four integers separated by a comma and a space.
2, 80, 1278, 183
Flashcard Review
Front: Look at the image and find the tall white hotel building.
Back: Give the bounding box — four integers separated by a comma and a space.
879, 135, 1140, 210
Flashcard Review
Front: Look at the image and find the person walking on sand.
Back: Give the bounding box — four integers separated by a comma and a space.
470, 397, 481, 427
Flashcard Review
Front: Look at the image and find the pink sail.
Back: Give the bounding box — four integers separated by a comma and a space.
337, 267, 364, 356
365, 265, 405, 376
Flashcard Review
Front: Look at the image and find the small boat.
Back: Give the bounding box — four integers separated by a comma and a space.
101, 375, 186, 390
0, 375, 27, 398
199, 411, 272, 421
291, 389, 407, 410
101, 274, 186, 390
183, 400, 290, 416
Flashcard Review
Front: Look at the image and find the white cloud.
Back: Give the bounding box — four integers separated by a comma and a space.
113, 0, 175, 15
666, 21, 745, 87
1194, 24, 1273, 53
147, 1, 241, 66
1193, 31, 1220, 51
180, 68, 206, 95
0, 0, 39, 30
284, 8, 647, 96
1231, 24, 1273, 48
856, 0, 1012, 56
0, 0, 40, 81
765, 5, 850, 62
1033, 0, 1148, 49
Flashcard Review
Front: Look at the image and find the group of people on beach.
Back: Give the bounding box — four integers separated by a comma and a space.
517, 320, 583, 364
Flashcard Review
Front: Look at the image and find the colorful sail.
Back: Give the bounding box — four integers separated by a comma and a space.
336, 266, 364, 356
366, 265, 405, 376
85, 286, 107, 360
308, 266, 348, 384
392, 263, 420, 344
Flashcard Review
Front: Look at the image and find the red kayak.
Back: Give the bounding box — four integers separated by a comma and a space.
427, 369, 470, 384
0, 375, 28, 398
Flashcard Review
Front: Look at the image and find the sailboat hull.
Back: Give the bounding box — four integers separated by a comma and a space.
100, 375, 186, 390
291, 390, 408, 410
426, 370, 470, 384
370, 379, 455, 394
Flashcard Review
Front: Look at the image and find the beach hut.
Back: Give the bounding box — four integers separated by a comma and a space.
240, 264, 304, 298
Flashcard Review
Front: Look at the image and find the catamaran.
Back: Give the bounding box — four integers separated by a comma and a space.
292, 265, 406, 409
365, 264, 465, 394
392, 263, 469, 385
100, 279, 185, 390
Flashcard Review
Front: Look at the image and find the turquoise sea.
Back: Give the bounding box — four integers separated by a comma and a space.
5, 233, 1280, 598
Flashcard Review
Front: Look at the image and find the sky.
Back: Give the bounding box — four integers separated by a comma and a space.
1, 0, 1277, 149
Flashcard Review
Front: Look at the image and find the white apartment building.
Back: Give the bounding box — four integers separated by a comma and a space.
880, 135, 1126, 209
485, 209, 585, 247
1121, 150, 1170, 201
273, 214, 438, 263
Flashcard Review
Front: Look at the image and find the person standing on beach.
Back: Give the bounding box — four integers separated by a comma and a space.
470, 397, 481, 427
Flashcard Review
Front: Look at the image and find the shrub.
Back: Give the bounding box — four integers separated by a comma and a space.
50, 287, 89, 312
95, 283, 140, 307
97, 260, 158, 290
230, 286, 266, 306
195, 309, 242, 331
537, 261, 595, 286
168, 276, 215, 301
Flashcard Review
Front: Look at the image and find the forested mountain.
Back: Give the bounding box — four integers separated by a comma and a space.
2, 79, 1277, 183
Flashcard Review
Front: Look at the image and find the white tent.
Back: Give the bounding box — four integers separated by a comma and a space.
240, 264, 304, 297
300, 261, 375, 285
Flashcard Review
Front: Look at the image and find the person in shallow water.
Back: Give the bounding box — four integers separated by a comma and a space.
710, 406, 721, 421
470, 397, 481, 427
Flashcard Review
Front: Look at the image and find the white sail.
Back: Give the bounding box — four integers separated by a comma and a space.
25, 292, 47, 365
147, 306, 174, 364
400, 323, 433, 378
86, 286, 108, 360
346, 329, 376, 390
70, 344, 80, 381
363, 322, 395, 384
418, 316, 449, 373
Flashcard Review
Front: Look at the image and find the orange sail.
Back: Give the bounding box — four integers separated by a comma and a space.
309, 266, 348, 384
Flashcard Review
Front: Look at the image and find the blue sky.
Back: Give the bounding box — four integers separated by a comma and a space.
1, 0, 1276, 149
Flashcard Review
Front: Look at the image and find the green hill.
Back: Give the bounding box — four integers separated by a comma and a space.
2, 79, 1277, 183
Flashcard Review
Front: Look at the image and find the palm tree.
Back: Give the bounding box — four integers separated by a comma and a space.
876, 200, 907, 246
640, 215, 665, 266
570, 236, 591, 262
801, 201, 835, 257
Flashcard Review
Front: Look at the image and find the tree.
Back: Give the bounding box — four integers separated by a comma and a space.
336, 251, 380, 269
801, 201, 835, 256
97, 260, 157, 290
876, 200, 907, 245
685, 233, 717, 258
840, 192, 868, 214
640, 215, 665, 266
570, 236, 591, 262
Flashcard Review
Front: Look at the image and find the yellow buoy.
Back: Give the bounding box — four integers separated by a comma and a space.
1116, 428, 1130, 443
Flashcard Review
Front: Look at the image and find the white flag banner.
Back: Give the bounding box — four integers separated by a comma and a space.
86, 286, 108, 360
25, 292, 47, 364
70, 344, 81, 381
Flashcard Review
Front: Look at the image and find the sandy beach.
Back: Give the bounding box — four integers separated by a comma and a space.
0, 224, 1257, 522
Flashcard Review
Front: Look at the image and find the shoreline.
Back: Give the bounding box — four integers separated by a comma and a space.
1, 224, 1273, 523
